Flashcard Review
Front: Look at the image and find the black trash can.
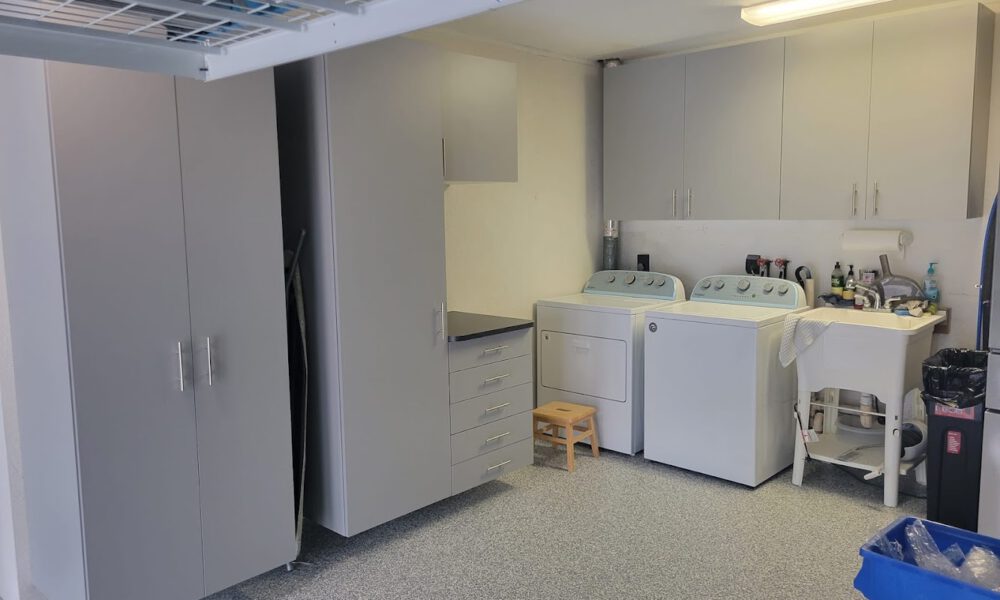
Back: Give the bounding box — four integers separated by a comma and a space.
922, 349, 988, 531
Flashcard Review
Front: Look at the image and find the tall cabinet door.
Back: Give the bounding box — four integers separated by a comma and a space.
47, 63, 204, 600
176, 70, 296, 594
683, 39, 784, 220
868, 5, 989, 219
603, 55, 685, 220
326, 38, 452, 535
781, 22, 873, 220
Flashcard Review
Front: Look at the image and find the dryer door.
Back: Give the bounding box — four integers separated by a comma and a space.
540, 331, 627, 402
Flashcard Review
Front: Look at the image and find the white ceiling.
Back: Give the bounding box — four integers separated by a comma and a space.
435, 0, 966, 62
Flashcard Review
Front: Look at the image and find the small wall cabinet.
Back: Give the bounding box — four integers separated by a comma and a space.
683, 38, 785, 220
780, 21, 873, 220
442, 51, 518, 183
866, 3, 993, 220
603, 55, 685, 220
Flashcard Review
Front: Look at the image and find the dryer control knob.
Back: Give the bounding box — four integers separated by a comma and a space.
714, 280, 726, 290
607, 274, 616, 283
700, 280, 713, 290
762, 283, 775, 294
777, 284, 790, 296
655, 278, 666, 287
644, 275, 654, 285
737, 279, 751, 292
625, 274, 636, 284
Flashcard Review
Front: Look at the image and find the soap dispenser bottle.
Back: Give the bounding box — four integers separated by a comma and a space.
831, 262, 845, 297
924, 262, 939, 304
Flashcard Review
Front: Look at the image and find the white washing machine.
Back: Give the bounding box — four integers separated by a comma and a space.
644, 275, 807, 486
536, 270, 686, 455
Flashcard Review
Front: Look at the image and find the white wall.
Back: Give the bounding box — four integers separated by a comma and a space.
410, 30, 604, 320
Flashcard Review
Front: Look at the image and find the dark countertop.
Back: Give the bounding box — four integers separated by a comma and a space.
447, 311, 533, 342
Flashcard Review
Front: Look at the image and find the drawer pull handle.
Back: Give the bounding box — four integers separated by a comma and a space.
485, 431, 511, 443
487, 460, 512, 471
482, 345, 509, 355
485, 402, 511, 413
483, 373, 511, 384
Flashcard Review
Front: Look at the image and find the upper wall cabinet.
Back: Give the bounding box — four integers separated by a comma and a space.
867, 4, 993, 220
604, 56, 685, 220
683, 38, 785, 220
442, 52, 518, 183
781, 21, 873, 220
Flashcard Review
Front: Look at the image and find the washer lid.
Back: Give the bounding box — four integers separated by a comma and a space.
537, 293, 683, 315
646, 302, 805, 327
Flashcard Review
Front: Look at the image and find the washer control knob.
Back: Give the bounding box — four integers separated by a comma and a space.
737, 279, 751, 292
644, 276, 654, 285
700, 279, 713, 290
625, 274, 636, 285
655, 278, 666, 287
607, 274, 616, 283
777, 284, 790, 296
714, 280, 726, 290
762, 283, 775, 294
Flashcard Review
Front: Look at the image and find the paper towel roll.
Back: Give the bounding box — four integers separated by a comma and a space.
841, 229, 913, 254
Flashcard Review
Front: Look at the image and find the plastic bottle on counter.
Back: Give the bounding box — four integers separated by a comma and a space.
831, 262, 845, 297
843, 265, 856, 301
924, 262, 939, 307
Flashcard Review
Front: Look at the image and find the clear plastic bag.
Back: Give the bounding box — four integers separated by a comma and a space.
905, 520, 962, 579
876, 534, 904, 561
960, 546, 1000, 590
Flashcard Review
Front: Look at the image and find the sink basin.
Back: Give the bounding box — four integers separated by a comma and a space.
801, 307, 944, 333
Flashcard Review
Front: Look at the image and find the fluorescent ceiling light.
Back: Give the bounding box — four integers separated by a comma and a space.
741, 0, 894, 26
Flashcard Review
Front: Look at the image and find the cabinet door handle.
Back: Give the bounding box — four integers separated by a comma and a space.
483, 373, 511, 385
176, 341, 186, 392
852, 183, 858, 217
205, 336, 214, 387
486, 431, 511, 443
672, 189, 677, 217
482, 345, 509, 355
436, 302, 446, 341
686, 189, 692, 218
873, 181, 879, 216
486, 459, 512, 471
485, 402, 511, 413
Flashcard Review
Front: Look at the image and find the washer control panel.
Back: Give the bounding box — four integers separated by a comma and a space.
583, 270, 684, 301
689, 275, 806, 308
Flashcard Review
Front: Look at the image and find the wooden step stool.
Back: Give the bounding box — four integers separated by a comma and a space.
532, 401, 598, 472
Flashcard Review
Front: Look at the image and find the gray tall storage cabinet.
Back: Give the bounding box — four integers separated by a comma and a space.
275, 38, 452, 537
9, 63, 295, 600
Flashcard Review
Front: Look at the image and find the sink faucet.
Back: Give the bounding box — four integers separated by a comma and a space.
854, 284, 882, 310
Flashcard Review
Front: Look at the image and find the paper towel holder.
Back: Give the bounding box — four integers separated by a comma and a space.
841, 229, 913, 255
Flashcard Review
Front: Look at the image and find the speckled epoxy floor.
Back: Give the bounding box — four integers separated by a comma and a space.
211, 445, 921, 600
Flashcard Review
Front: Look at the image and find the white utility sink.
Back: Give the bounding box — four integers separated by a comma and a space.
790, 307, 945, 508
801, 307, 944, 332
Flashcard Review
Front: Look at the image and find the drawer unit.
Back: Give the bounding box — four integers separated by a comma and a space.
450, 383, 533, 434
451, 411, 532, 464
452, 438, 533, 495
448, 328, 532, 373
449, 354, 533, 404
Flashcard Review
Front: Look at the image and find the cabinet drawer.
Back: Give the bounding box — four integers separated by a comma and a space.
449, 354, 533, 404
450, 383, 533, 433
449, 328, 532, 372
452, 438, 533, 495
451, 412, 532, 465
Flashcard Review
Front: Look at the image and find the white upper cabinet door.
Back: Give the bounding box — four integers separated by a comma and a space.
868, 4, 993, 220
603, 56, 685, 221
442, 52, 518, 183
683, 38, 785, 220
781, 22, 873, 220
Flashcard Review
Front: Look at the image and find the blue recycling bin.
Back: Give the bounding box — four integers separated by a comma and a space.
855, 517, 1000, 599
